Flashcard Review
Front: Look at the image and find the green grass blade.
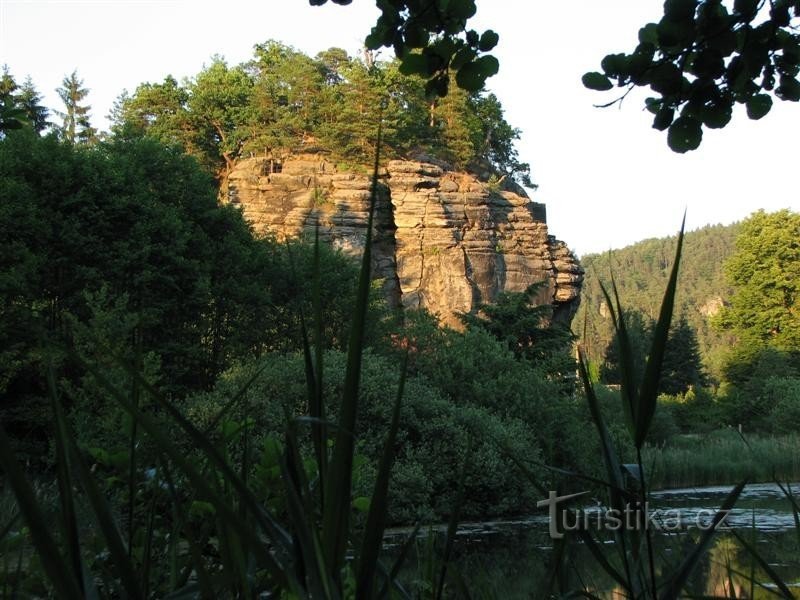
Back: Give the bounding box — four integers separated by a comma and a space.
659, 480, 747, 600
575, 528, 630, 592
378, 522, 421, 599
79, 356, 294, 582
598, 277, 638, 436
65, 424, 144, 598
776, 480, 800, 548
127, 342, 142, 556
730, 530, 795, 599
45, 366, 84, 595
202, 360, 270, 436
280, 442, 335, 600
0, 424, 83, 598
577, 347, 626, 508
577, 345, 635, 590
141, 484, 158, 600
356, 351, 408, 600
312, 227, 327, 489
435, 435, 473, 600
322, 117, 383, 575
636, 214, 685, 449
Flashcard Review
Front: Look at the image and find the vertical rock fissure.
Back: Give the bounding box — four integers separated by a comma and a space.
226, 155, 583, 328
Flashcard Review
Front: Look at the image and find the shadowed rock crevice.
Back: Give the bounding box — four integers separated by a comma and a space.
225, 154, 583, 327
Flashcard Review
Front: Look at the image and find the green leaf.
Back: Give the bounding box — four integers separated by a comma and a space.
601, 53, 628, 78
645, 97, 662, 114
582, 71, 613, 91
404, 24, 429, 49
638, 23, 659, 45
702, 101, 732, 128
653, 106, 675, 131
734, 0, 759, 17
446, 0, 477, 20
657, 18, 695, 48
455, 55, 499, 91
648, 63, 684, 95
478, 29, 499, 51
664, 0, 697, 22
746, 93, 773, 118
777, 76, 800, 101
399, 52, 429, 76
667, 116, 703, 152
450, 46, 476, 71
352, 497, 371, 513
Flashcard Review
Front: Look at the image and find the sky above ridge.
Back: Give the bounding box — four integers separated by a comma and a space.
2, 0, 798, 256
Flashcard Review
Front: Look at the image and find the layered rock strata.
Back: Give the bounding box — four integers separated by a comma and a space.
225, 154, 583, 327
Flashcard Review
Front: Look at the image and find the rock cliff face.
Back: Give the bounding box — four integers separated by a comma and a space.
226, 154, 583, 327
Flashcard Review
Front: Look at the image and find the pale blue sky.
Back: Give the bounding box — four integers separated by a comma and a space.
2, 0, 798, 256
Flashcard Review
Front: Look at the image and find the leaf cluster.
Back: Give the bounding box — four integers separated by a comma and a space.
584, 0, 800, 152
311, 0, 500, 96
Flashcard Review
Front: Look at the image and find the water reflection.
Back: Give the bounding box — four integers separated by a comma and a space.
386, 483, 800, 598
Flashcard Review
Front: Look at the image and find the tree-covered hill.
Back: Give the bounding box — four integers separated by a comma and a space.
575, 222, 741, 381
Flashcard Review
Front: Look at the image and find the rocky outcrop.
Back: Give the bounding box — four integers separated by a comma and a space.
226, 154, 583, 327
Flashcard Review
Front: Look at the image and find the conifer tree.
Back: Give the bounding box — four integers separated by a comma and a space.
17, 77, 49, 134
56, 70, 96, 144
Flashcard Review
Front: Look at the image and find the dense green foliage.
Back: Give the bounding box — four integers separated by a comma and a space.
581, 211, 800, 444
584, 0, 800, 152
0, 130, 362, 460
111, 42, 530, 186
716, 209, 800, 380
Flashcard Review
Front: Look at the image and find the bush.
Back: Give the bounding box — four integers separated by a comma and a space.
184, 349, 549, 523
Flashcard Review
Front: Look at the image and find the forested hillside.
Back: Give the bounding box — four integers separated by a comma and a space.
575, 222, 741, 380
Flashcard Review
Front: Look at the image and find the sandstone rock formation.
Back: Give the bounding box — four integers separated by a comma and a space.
226, 154, 583, 327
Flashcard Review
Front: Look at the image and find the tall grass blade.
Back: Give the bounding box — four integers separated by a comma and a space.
577, 346, 635, 591
280, 439, 335, 600
65, 419, 144, 598
731, 530, 795, 599
45, 366, 84, 595
435, 435, 473, 600
202, 360, 270, 436
322, 116, 383, 575
636, 214, 685, 449
659, 479, 746, 600
79, 356, 294, 583
575, 528, 630, 592
127, 341, 141, 556
0, 424, 82, 598
576, 347, 626, 510
356, 350, 408, 599
598, 276, 638, 436
378, 522, 421, 599
776, 481, 800, 548
312, 227, 327, 491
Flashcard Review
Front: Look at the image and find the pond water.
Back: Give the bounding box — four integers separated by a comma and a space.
385, 483, 800, 598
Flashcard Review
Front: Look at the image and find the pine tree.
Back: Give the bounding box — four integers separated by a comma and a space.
17, 77, 49, 134
56, 70, 96, 144
660, 315, 708, 395
0, 66, 26, 136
